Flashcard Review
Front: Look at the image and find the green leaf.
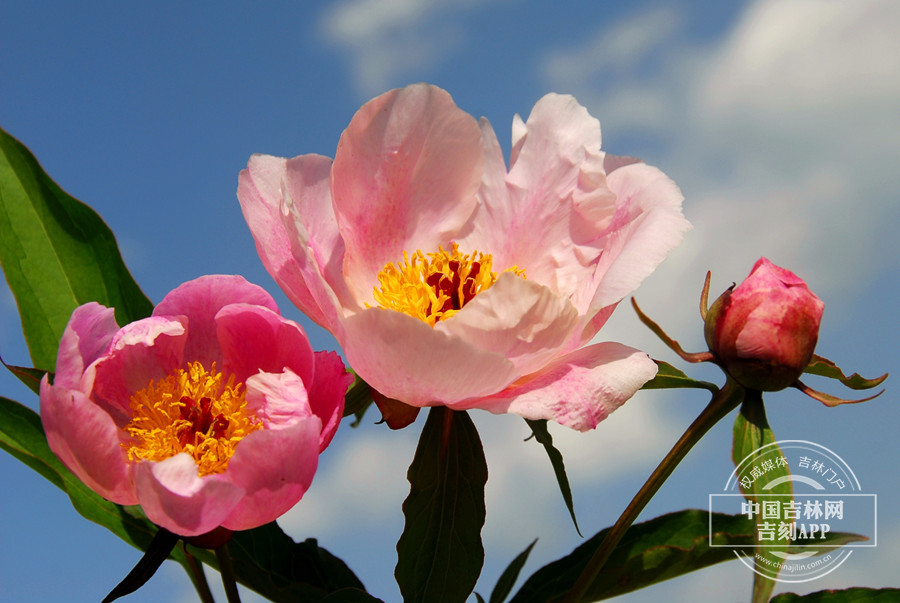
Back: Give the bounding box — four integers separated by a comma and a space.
396, 406, 487, 603
641, 361, 719, 393
804, 355, 888, 390
206, 525, 368, 602
490, 539, 537, 603
102, 528, 181, 603
525, 419, 580, 535
319, 588, 385, 602
0, 127, 153, 371
343, 373, 374, 427
0, 396, 164, 553
0, 353, 48, 395
509, 509, 757, 603
732, 391, 791, 603
771, 588, 900, 602
0, 396, 369, 603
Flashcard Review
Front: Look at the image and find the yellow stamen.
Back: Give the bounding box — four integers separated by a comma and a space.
372, 242, 525, 326
122, 361, 262, 477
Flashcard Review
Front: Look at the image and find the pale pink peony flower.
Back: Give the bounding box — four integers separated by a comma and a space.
238, 84, 690, 431
39, 275, 349, 536
704, 257, 825, 391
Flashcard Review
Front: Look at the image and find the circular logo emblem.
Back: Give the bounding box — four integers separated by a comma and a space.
710, 440, 876, 583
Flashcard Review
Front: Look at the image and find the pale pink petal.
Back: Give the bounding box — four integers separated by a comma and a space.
40, 379, 137, 505
332, 84, 484, 301
282, 155, 356, 313
436, 273, 578, 376
90, 316, 187, 418
456, 118, 515, 267
307, 351, 351, 450
221, 416, 321, 531
340, 308, 519, 406
215, 303, 314, 387
469, 342, 657, 431
583, 162, 690, 315
153, 275, 278, 367
238, 154, 333, 327
244, 369, 313, 429
54, 303, 119, 389
466, 94, 618, 301
134, 454, 245, 537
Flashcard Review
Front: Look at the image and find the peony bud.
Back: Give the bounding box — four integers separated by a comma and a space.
704, 258, 824, 391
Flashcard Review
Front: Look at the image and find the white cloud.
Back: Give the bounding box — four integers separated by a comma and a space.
542, 0, 900, 337
320, 0, 511, 96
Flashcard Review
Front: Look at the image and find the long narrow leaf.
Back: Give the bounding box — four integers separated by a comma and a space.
507, 509, 859, 603
396, 406, 488, 603
771, 588, 900, 602
525, 419, 580, 535
0, 127, 153, 371
732, 393, 791, 603
490, 539, 537, 603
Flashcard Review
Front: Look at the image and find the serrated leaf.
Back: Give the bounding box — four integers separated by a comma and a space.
525, 419, 580, 535
490, 539, 537, 603
509, 510, 757, 603
396, 407, 487, 603
770, 588, 900, 602
0, 127, 153, 371
732, 391, 791, 603
804, 355, 888, 390
641, 361, 719, 392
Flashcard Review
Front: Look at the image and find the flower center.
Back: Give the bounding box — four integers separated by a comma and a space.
122, 361, 262, 476
372, 242, 524, 326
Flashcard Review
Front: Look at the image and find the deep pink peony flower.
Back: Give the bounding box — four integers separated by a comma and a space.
705, 257, 825, 391
238, 84, 690, 431
39, 275, 350, 536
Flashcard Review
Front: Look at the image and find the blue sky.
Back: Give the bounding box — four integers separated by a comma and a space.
1, 1, 898, 601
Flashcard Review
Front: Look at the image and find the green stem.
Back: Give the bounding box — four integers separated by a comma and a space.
181, 543, 216, 603
561, 379, 745, 603
215, 544, 242, 603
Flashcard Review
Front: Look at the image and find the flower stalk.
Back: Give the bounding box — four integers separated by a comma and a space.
216, 544, 242, 603
562, 378, 745, 603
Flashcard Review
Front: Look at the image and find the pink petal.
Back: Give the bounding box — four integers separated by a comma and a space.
465, 94, 618, 303
153, 275, 278, 367
307, 350, 351, 450
585, 162, 690, 314
215, 303, 315, 388
436, 273, 578, 376
134, 454, 245, 537
244, 369, 313, 429
340, 308, 519, 406
90, 316, 187, 419
469, 342, 657, 431
238, 154, 331, 327
39, 379, 137, 505
332, 84, 484, 301
221, 416, 321, 531
54, 303, 119, 389
239, 154, 352, 331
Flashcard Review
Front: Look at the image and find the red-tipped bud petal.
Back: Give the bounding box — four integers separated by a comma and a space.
704, 258, 824, 391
